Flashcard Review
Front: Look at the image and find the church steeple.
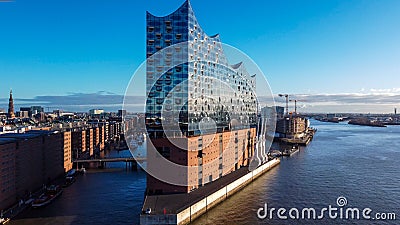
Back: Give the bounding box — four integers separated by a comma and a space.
8, 89, 15, 119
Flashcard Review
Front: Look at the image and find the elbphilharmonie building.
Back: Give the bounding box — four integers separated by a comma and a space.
145, 0, 259, 194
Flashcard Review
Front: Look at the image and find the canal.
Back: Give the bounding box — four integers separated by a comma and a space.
10, 149, 146, 225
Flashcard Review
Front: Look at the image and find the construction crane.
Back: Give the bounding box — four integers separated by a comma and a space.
289, 99, 307, 114
278, 94, 289, 115
289, 99, 298, 114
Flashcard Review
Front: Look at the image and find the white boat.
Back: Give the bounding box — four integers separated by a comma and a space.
77, 167, 86, 174
145, 208, 152, 214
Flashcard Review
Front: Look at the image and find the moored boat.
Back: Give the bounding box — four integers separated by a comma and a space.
77, 167, 86, 174
32, 185, 63, 208
63, 176, 76, 187
65, 169, 76, 177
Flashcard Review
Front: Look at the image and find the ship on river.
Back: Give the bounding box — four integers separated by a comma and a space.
348, 118, 386, 127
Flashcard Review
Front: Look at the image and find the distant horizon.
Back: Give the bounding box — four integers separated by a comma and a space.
1, 0, 399, 114
0, 92, 398, 114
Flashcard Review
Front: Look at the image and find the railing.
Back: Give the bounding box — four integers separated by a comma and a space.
72, 157, 146, 163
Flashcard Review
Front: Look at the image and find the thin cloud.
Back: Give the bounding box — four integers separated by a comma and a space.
1, 91, 399, 113
18, 92, 124, 106
369, 88, 400, 95
0, 92, 145, 112
292, 93, 400, 105
274, 92, 400, 113
275, 93, 400, 105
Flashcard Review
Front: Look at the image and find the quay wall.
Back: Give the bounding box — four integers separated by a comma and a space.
140, 158, 280, 225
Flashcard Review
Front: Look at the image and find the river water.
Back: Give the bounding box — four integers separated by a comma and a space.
9, 120, 400, 224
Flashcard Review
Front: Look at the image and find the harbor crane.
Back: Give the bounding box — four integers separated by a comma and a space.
289, 99, 307, 114
278, 94, 289, 115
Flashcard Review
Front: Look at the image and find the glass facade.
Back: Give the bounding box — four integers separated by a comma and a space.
146, 0, 257, 137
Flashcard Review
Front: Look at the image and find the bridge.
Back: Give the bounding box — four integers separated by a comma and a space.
73, 157, 146, 163
72, 157, 146, 170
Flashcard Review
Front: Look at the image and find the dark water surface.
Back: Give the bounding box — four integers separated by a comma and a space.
10, 120, 400, 224
10, 149, 146, 225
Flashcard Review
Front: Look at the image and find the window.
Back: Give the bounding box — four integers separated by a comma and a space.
156, 98, 164, 104
176, 34, 182, 39
148, 27, 154, 32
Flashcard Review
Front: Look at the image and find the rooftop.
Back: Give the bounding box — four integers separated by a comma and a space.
0, 130, 59, 145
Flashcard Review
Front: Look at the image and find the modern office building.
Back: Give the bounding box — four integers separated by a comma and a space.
89, 109, 104, 116
145, 0, 258, 194
275, 106, 285, 119
30, 106, 44, 114
19, 106, 44, 117
118, 109, 127, 118
16, 110, 30, 118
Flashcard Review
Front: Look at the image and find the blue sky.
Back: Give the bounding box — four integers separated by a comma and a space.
0, 0, 399, 113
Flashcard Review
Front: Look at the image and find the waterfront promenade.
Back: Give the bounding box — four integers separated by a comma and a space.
141, 158, 280, 225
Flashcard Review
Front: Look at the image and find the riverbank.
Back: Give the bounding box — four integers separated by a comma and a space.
140, 158, 280, 225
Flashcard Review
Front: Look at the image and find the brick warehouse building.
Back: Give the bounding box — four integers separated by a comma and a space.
0, 130, 71, 210
72, 129, 86, 158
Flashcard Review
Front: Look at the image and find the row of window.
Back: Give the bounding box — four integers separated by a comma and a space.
148, 33, 183, 41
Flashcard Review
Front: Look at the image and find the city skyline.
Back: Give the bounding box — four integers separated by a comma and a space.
1, 0, 400, 113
